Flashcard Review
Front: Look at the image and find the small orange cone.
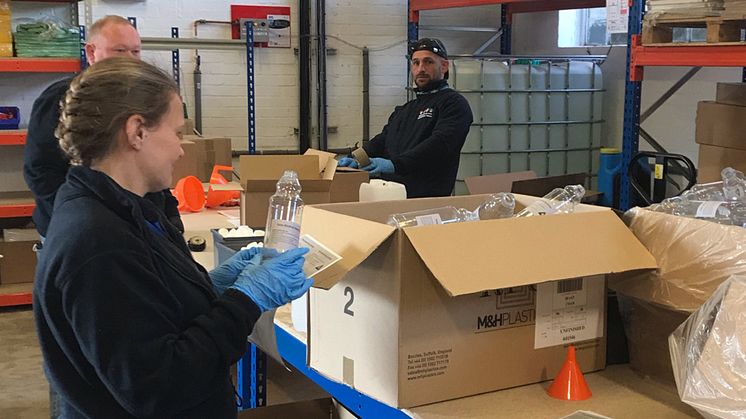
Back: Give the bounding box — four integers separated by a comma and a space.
546, 345, 592, 401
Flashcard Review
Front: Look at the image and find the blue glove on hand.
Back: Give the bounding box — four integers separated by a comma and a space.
338, 157, 359, 169
230, 247, 313, 312
362, 157, 395, 176
209, 247, 263, 294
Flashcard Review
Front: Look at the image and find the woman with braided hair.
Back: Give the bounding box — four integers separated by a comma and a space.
33, 57, 313, 418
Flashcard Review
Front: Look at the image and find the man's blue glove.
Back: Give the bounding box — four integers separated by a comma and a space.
338, 157, 359, 169
209, 247, 263, 294
361, 157, 395, 176
229, 247, 313, 312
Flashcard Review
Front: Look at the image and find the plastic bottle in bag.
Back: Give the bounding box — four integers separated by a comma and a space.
649, 196, 746, 226
682, 181, 725, 202
722, 167, 746, 202
514, 185, 586, 217
263, 170, 304, 252
387, 192, 515, 228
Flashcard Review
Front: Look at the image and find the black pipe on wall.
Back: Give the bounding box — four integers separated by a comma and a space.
299, 0, 312, 153
316, 0, 328, 151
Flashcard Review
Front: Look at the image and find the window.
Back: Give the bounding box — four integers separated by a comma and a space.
558, 7, 627, 47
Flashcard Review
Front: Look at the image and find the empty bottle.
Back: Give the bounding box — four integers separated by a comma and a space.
722, 167, 746, 202
387, 192, 515, 228
648, 195, 746, 226
682, 181, 725, 202
264, 170, 304, 252
515, 185, 586, 217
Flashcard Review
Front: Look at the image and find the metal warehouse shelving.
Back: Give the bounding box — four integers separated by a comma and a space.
0, 0, 83, 306
620, 0, 746, 209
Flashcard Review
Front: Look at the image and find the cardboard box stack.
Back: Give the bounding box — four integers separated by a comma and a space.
0, 228, 40, 284
302, 195, 656, 408
0, 1, 11, 57
610, 208, 746, 384
695, 83, 746, 182
171, 136, 233, 187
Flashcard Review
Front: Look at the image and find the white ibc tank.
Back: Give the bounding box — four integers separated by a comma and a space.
452, 59, 603, 195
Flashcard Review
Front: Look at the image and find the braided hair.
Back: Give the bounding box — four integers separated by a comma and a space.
56, 57, 178, 166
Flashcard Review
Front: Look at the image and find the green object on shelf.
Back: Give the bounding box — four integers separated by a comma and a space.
14, 21, 80, 58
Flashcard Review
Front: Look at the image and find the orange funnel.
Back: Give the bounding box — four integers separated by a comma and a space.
173, 175, 205, 212
546, 345, 592, 401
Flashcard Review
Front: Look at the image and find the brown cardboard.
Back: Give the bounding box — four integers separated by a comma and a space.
303, 195, 656, 408
617, 295, 688, 385
695, 101, 746, 151
716, 82, 746, 107
329, 170, 369, 203
237, 398, 338, 419
0, 229, 40, 285
183, 136, 232, 181
697, 144, 746, 183
171, 140, 200, 187
464, 171, 537, 194
238, 152, 338, 227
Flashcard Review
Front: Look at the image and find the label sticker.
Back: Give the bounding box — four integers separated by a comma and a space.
414, 213, 443, 226
265, 220, 300, 251
534, 276, 604, 349
299, 234, 342, 278
524, 199, 557, 216
695, 201, 725, 218
654, 164, 664, 180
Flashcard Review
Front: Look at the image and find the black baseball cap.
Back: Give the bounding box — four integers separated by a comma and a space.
408, 38, 448, 60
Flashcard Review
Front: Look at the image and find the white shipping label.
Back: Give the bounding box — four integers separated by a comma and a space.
524, 199, 557, 216
695, 201, 726, 218
534, 276, 605, 349
265, 220, 300, 251
299, 234, 342, 278
414, 213, 443, 226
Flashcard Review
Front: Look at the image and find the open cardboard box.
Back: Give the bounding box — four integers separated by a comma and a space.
300, 194, 657, 408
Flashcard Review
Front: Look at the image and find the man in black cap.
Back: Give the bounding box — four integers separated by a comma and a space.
339, 38, 472, 198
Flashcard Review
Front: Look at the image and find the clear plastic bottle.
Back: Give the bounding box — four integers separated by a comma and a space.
387, 192, 515, 228
722, 167, 746, 202
514, 185, 586, 217
682, 181, 725, 202
264, 170, 304, 252
649, 196, 746, 226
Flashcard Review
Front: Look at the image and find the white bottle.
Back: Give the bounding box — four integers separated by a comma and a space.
387, 193, 515, 228
515, 185, 586, 217
264, 170, 304, 252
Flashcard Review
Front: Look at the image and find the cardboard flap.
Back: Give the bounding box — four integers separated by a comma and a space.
465, 171, 536, 194
300, 206, 395, 289
403, 210, 657, 297
303, 149, 337, 174
240, 155, 319, 180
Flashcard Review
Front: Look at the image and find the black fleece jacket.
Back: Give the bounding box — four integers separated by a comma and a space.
33, 166, 261, 419
363, 80, 473, 198
22, 78, 183, 237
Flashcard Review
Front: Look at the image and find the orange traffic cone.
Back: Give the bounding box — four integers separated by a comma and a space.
546, 345, 592, 401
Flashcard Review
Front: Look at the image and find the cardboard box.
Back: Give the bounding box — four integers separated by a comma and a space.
239, 152, 337, 227
302, 195, 656, 408
716, 82, 746, 107
0, 229, 40, 285
610, 208, 746, 383
695, 101, 746, 151
697, 144, 746, 183
183, 135, 232, 182
171, 140, 200, 187
465, 171, 537, 194
330, 168, 369, 203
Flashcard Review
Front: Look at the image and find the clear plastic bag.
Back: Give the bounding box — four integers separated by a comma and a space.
669, 275, 746, 419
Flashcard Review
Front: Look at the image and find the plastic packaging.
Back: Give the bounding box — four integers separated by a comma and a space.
514, 185, 585, 217
669, 275, 746, 419
359, 179, 407, 202
387, 192, 515, 228
264, 170, 303, 252
610, 207, 746, 312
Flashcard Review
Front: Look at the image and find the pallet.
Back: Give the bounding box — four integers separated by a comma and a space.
642, 15, 746, 44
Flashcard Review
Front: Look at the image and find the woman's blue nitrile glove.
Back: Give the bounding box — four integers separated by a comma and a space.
209, 247, 262, 294
229, 247, 313, 312
361, 157, 395, 176
338, 156, 359, 169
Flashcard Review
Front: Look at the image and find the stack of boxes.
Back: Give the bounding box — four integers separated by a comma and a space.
695, 82, 746, 181
0, 1, 11, 57
171, 135, 233, 187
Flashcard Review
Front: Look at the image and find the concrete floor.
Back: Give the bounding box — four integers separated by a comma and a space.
0, 307, 49, 419
0, 306, 328, 419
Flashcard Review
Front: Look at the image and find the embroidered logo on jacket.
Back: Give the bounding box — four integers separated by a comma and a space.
418, 108, 434, 120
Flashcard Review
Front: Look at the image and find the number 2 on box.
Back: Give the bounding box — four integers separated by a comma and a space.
343, 286, 355, 316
